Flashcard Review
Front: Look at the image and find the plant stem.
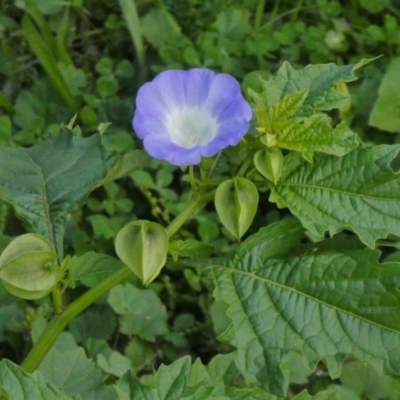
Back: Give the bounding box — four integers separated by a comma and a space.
21, 190, 214, 373
51, 285, 63, 315
188, 165, 197, 195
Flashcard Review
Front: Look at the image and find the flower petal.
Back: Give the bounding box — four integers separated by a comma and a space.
152, 70, 186, 109
216, 95, 252, 124
205, 74, 243, 116
199, 118, 250, 158
132, 112, 168, 139
143, 135, 202, 166
133, 68, 252, 166
135, 82, 170, 119
182, 69, 215, 107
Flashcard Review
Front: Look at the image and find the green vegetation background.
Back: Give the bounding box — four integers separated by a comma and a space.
0, 0, 400, 398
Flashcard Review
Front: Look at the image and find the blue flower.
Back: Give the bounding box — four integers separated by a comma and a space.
133, 68, 252, 166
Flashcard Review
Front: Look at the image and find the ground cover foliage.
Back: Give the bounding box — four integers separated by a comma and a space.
0, 0, 400, 398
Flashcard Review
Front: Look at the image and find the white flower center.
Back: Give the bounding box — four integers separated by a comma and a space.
166, 107, 219, 149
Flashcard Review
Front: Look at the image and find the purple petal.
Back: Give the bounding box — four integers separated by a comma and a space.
143, 135, 202, 166
132, 68, 252, 166
205, 74, 242, 116
152, 70, 186, 109
132, 112, 168, 139
182, 69, 215, 107
215, 95, 252, 124
135, 82, 170, 118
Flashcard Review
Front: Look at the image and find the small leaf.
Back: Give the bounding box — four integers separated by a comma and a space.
67, 252, 123, 288
0, 234, 59, 299
169, 239, 214, 261
108, 283, 168, 341
215, 178, 259, 241
115, 220, 169, 285
270, 145, 400, 248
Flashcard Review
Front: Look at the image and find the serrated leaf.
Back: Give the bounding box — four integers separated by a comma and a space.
67, 252, 123, 288
258, 59, 374, 112
0, 130, 127, 257
38, 333, 117, 400
270, 145, 400, 248
0, 359, 74, 400
236, 217, 304, 262
250, 64, 362, 159
108, 283, 168, 341
115, 355, 275, 400
115, 356, 191, 400
213, 240, 400, 396
274, 116, 360, 161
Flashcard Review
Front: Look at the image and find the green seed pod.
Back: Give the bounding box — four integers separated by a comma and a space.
0, 234, 59, 299
254, 148, 284, 185
215, 177, 259, 241
115, 220, 169, 286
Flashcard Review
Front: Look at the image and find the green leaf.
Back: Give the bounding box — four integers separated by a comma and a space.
369, 57, 400, 133
115, 355, 275, 400
38, 333, 117, 400
67, 252, 123, 288
235, 217, 304, 262
253, 59, 374, 113
213, 233, 400, 396
21, 15, 77, 110
118, 0, 146, 81
275, 116, 360, 161
0, 130, 124, 257
340, 361, 400, 399
251, 84, 360, 160
0, 359, 73, 400
115, 356, 191, 400
108, 283, 168, 341
0, 116, 12, 146
293, 387, 341, 400
270, 145, 400, 248
169, 239, 214, 261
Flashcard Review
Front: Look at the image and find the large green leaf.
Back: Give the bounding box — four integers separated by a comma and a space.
270, 145, 400, 248
0, 129, 144, 257
0, 359, 74, 400
38, 332, 116, 400
115, 355, 276, 399
212, 221, 400, 396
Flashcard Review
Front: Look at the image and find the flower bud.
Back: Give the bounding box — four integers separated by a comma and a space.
115, 221, 169, 286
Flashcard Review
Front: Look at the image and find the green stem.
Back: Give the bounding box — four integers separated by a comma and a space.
188, 165, 197, 195
21, 191, 214, 373
51, 285, 63, 315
